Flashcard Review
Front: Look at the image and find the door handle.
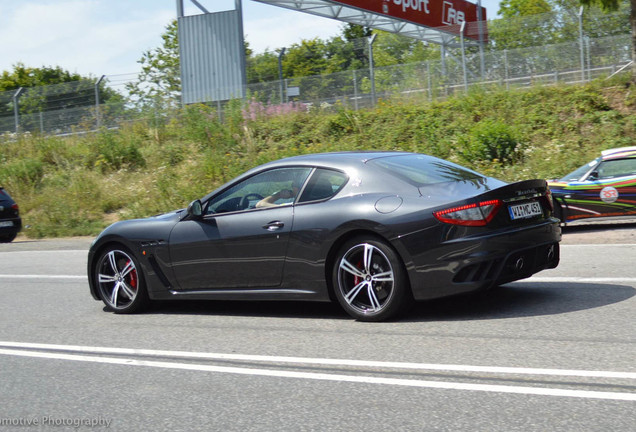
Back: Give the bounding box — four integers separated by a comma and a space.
263, 221, 284, 231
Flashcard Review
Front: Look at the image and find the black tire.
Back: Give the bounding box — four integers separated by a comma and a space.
0, 233, 17, 243
332, 236, 411, 322
95, 245, 149, 314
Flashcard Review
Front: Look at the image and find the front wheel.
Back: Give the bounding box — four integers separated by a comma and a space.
332, 237, 411, 322
95, 246, 149, 313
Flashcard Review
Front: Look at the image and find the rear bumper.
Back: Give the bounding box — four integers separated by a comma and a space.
403, 220, 561, 301
0, 217, 21, 236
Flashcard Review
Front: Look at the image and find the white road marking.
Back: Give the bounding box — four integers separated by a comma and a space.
0, 342, 634, 401
0, 275, 85, 279
560, 244, 636, 247
1, 341, 634, 379
0, 250, 87, 254
525, 277, 636, 283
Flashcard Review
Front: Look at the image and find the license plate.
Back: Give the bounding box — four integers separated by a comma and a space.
508, 201, 542, 220
0, 221, 13, 228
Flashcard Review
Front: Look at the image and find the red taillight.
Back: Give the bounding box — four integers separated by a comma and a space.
11, 204, 18, 210
544, 188, 554, 212
434, 199, 502, 226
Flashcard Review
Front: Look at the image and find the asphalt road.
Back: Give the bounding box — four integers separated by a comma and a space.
0, 224, 634, 431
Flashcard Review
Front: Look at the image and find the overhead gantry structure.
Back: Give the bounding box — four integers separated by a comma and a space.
176, 0, 488, 104
251, 0, 487, 48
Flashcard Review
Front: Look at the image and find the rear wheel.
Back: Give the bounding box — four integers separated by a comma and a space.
332, 237, 411, 322
95, 246, 149, 313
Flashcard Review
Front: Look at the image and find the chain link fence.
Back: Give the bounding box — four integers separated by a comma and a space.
0, 7, 632, 136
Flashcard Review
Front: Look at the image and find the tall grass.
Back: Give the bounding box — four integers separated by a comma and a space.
2, 77, 635, 238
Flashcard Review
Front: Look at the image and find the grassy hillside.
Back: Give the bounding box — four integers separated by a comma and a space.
2, 76, 636, 238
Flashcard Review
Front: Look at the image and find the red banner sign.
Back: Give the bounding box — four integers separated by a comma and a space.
328, 0, 487, 41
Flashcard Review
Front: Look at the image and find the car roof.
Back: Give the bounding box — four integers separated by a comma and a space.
601, 146, 636, 160
258, 151, 419, 171
200, 152, 421, 202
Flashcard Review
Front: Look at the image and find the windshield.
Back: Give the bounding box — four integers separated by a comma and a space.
559, 158, 600, 182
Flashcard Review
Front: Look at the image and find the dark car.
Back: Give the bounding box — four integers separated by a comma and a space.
548, 146, 636, 224
88, 152, 561, 321
0, 187, 21, 243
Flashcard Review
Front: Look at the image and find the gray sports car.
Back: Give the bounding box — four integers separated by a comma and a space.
88, 152, 561, 321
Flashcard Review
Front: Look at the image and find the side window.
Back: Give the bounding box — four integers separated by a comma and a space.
206, 167, 312, 214
298, 168, 348, 203
595, 159, 636, 180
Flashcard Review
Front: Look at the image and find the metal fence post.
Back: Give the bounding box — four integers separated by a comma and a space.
477, 0, 485, 79
441, 42, 447, 80
460, 22, 468, 92
578, 6, 585, 82
353, 69, 359, 111
13, 87, 24, 134
278, 48, 286, 105
369, 34, 377, 107
504, 50, 509, 90
216, 88, 222, 122
426, 61, 432, 101
95, 75, 105, 129
585, 36, 591, 81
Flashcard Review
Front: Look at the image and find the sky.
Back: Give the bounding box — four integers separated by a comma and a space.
0, 0, 501, 78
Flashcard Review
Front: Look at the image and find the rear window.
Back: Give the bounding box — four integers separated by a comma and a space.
370, 155, 485, 187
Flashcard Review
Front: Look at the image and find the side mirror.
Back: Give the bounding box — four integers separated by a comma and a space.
186, 200, 203, 219
588, 171, 598, 181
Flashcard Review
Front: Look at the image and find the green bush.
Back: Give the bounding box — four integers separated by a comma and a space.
459, 120, 522, 165
180, 104, 230, 149
0, 157, 44, 192
89, 131, 146, 172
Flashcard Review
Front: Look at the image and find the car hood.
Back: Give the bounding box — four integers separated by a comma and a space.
92, 209, 184, 247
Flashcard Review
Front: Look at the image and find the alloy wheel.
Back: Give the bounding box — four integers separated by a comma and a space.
97, 249, 141, 311
337, 242, 395, 315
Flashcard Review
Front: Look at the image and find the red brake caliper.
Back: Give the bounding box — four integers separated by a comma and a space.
127, 260, 138, 289
353, 259, 363, 286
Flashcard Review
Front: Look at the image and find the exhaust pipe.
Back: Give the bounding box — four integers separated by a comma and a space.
547, 245, 555, 261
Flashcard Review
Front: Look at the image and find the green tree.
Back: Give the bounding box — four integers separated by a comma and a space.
126, 19, 181, 109
0, 63, 122, 122
342, 23, 373, 41
246, 49, 279, 83
322, 24, 372, 73
576, 0, 632, 69
499, 0, 553, 15
0, 63, 85, 90
282, 38, 330, 78
488, 0, 561, 50
372, 31, 440, 66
